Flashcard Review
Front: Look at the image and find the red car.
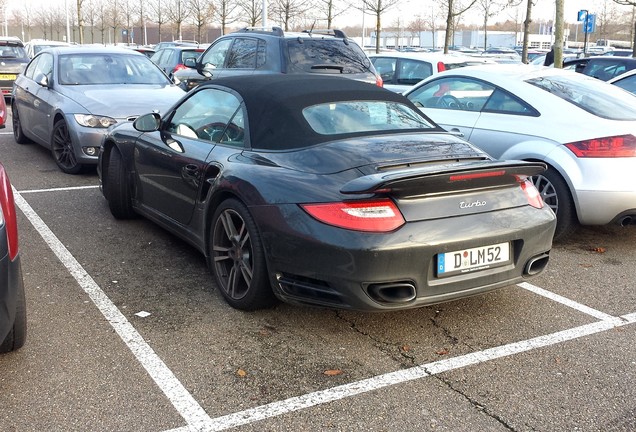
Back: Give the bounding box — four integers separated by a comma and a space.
0, 94, 6, 128
0, 162, 26, 353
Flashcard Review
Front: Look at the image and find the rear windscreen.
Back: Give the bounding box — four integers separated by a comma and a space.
286, 39, 372, 74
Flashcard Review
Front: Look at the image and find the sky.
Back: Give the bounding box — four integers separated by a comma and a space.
331, 0, 604, 29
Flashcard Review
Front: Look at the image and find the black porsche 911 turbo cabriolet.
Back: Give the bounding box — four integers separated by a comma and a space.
98, 74, 556, 311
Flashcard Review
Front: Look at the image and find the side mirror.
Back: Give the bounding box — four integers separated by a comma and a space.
34, 73, 49, 87
133, 113, 161, 132
183, 58, 196, 68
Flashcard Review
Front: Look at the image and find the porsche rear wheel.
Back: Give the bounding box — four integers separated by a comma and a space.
533, 167, 578, 241
210, 199, 275, 310
51, 119, 85, 174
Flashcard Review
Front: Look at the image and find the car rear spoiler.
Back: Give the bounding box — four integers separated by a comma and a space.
340, 160, 547, 197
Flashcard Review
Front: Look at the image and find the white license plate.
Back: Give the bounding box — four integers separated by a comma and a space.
437, 242, 510, 277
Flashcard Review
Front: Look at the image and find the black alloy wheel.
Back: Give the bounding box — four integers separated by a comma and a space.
532, 167, 577, 241
210, 199, 275, 310
51, 119, 83, 174
12, 103, 30, 144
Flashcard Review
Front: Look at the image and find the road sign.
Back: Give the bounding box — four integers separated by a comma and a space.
584, 14, 596, 34
577, 10, 587, 22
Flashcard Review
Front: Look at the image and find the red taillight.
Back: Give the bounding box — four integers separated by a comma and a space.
517, 176, 544, 209
375, 74, 383, 87
301, 199, 405, 232
565, 134, 636, 158
0, 165, 18, 260
172, 63, 187, 74
437, 61, 446, 72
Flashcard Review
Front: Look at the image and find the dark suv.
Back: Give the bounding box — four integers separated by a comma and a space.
173, 27, 380, 91
0, 37, 29, 97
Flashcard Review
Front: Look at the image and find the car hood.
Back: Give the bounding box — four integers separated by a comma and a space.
246, 132, 488, 175
63, 85, 184, 118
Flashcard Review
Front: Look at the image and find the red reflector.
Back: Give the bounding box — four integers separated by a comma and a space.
565, 134, 636, 158
172, 64, 187, 73
450, 170, 506, 182
437, 61, 446, 72
301, 199, 405, 232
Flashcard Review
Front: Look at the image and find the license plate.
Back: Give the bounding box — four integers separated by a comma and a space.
437, 242, 510, 277
0, 74, 16, 80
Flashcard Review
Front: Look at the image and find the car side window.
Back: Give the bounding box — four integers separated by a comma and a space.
31, 53, 53, 80
396, 59, 432, 85
483, 88, 534, 115
226, 38, 258, 69
407, 77, 494, 112
201, 38, 232, 69
371, 57, 396, 82
24, 56, 40, 79
167, 88, 244, 145
613, 75, 636, 94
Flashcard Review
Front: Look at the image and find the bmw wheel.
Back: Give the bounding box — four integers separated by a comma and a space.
12, 103, 31, 144
51, 119, 84, 174
533, 167, 577, 241
210, 199, 276, 310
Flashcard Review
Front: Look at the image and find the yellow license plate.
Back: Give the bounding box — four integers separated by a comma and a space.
0, 74, 16, 80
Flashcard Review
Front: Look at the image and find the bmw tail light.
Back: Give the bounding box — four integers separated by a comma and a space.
0, 166, 18, 261
375, 74, 383, 87
565, 134, 636, 157
517, 176, 544, 209
437, 61, 446, 72
301, 199, 405, 232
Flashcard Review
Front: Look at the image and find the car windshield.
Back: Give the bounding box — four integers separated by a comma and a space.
303, 100, 436, 135
58, 53, 170, 85
527, 75, 636, 120
286, 39, 371, 74
0, 45, 26, 59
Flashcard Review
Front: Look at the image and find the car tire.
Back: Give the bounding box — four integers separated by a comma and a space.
210, 199, 276, 311
0, 275, 27, 353
51, 119, 85, 174
105, 148, 136, 219
12, 103, 31, 144
533, 167, 578, 241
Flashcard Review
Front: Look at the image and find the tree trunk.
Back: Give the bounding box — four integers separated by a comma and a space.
521, 0, 532, 63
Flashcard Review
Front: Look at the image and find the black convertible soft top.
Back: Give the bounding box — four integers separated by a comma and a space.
201, 74, 442, 150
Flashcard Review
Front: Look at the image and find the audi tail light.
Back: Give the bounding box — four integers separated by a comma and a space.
301, 199, 405, 232
565, 134, 636, 158
437, 61, 446, 72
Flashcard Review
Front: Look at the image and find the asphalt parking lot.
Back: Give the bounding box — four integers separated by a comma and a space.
0, 110, 635, 432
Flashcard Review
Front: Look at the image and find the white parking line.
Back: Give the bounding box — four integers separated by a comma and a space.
14, 186, 635, 432
518, 282, 619, 321
13, 189, 213, 431
19, 185, 100, 194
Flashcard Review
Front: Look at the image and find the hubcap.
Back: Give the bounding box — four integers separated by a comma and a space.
212, 209, 253, 300
52, 123, 77, 170
533, 174, 558, 214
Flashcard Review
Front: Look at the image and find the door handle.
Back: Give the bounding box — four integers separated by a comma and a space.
449, 128, 464, 138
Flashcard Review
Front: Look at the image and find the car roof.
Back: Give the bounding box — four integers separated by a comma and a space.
203, 75, 420, 150
369, 51, 491, 64
43, 46, 146, 56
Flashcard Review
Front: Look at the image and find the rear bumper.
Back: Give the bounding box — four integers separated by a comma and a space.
252, 203, 556, 311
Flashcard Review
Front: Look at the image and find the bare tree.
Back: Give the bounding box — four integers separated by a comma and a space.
166, 0, 190, 40
313, 0, 346, 29
214, 0, 241, 35
441, 0, 477, 53
190, 0, 214, 41
478, 0, 520, 49
237, 0, 261, 27
82, 0, 99, 43
612, 0, 636, 55
356, 0, 403, 53
148, 0, 168, 42
13, 4, 34, 41
520, 0, 535, 63
269, 0, 312, 31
